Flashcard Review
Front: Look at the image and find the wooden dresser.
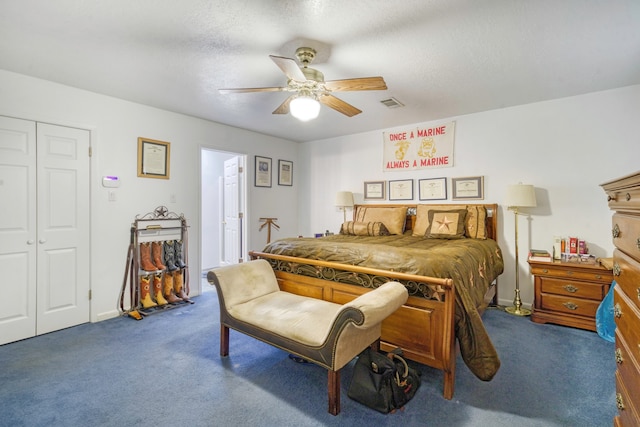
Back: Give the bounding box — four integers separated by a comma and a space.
529, 260, 612, 331
601, 171, 640, 427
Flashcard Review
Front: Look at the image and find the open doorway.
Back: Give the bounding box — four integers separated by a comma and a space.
201, 148, 247, 291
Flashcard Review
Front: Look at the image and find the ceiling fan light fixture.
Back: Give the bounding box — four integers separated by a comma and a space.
290, 94, 320, 121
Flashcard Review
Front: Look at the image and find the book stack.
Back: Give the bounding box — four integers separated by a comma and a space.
528, 249, 552, 262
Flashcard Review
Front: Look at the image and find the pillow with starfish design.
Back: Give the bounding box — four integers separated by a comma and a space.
425, 209, 467, 239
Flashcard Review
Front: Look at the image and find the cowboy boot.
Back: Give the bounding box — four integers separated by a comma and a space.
139, 242, 158, 272
153, 273, 168, 305
151, 241, 166, 270
174, 240, 187, 269
174, 269, 192, 303
163, 272, 182, 303
163, 240, 178, 272
140, 275, 157, 309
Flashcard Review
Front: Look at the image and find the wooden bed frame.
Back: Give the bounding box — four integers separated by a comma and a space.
249, 203, 499, 400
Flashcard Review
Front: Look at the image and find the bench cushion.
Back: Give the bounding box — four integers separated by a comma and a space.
229, 291, 342, 347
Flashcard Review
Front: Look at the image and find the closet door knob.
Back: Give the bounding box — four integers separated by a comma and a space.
39, 239, 47, 244
27, 240, 35, 245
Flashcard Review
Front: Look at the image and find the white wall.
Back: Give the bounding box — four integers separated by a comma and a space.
0, 69, 299, 322
299, 84, 640, 308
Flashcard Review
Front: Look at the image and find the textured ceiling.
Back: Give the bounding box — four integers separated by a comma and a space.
1, 0, 639, 142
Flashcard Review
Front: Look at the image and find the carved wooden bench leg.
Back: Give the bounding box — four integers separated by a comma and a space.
220, 324, 230, 357
328, 369, 341, 415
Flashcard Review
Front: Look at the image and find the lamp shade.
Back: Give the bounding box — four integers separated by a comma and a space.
505, 183, 537, 208
335, 191, 354, 207
290, 95, 320, 121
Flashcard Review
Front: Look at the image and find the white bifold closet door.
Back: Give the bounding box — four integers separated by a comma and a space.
0, 116, 90, 345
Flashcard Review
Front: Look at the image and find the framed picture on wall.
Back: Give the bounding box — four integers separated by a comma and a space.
419, 177, 447, 201
137, 137, 170, 179
452, 176, 484, 200
389, 179, 413, 201
364, 181, 385, 200
254, 155, 272, 187
278, 160, 293, 186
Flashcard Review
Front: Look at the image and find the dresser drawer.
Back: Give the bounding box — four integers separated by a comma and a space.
616, 330, 640, 408
613, 249, 640, 312
530, 264, 612, 283
614, 287, 640, 370
612, 213, 640, 263
616, 370, 640, 427
604, 179, 640, 211
539, 276, 606, 300
539, 293, 601, 317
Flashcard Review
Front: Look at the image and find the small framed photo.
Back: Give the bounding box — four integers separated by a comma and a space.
419, 177, 447, 201
452, 176, 484, 200
137, 137, 170, 179
254, 155, 272, 187
389, 179, 414, 201
364, 181, 385, 200
278, 160, 293, 186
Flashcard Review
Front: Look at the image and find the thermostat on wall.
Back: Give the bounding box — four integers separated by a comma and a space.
102, 176, 120, 188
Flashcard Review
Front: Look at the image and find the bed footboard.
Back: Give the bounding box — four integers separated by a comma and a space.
249, 250, 457, 399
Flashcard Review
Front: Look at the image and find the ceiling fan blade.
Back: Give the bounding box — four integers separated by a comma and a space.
269, 55, 307, 82
272, 95, 295, 115
323, 76, 387, 92
319, 94, 362, 117
219, 86, 286, 94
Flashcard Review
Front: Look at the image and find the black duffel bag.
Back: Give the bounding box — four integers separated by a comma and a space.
348, 347, 421, 413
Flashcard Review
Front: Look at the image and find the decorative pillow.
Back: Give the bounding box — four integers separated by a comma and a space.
354, 206, 407, 235
425, 209, 468, 239
340, 221, 390, 236
413, 204, 488, 239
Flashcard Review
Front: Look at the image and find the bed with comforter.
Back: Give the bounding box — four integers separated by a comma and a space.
249, 203, 504, 399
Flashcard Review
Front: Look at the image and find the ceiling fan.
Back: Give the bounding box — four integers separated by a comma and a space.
219, 47, 387, 120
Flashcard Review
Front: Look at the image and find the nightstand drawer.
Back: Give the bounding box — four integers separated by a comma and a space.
613, 249, 640, 312
612, 213, 640, 263
539, 293, 600, 317
530, 264, 612, 283
539, 277, 605, 300
614, 287, 640, 371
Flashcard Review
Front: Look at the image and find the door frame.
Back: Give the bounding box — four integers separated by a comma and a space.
199, 147, 247, 291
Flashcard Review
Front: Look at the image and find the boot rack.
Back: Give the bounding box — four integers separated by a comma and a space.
119, 206, 194, 320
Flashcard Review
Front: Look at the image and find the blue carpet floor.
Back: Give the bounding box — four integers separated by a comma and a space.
0, 287, 616, 426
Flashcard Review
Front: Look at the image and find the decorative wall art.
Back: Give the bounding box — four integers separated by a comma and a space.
137, 137, 170, 179
452, 176, 484, 200
382, 121, 455, 172
419, 177, 447, 201
364, 181, 385, 200
278, 160, 293, 186
254, 155, 272, 187
389, 179, 414, 201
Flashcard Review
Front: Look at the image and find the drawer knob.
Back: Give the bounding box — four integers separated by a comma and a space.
607, 194, 614, 202
562, 284, 579, 293
636, 287, 640, 301
615, 348, 623, 364
565, 271, 574, 276
612, 224, 620, 239
626, 192, 631, 201
563, 302, 578, 310
613, 263, 621, 276
616, 393, 625, 410
614, 303, 622, 318
542, 269, 549, 274
637, 237, 640, 250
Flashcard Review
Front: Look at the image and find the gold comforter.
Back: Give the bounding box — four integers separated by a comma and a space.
261, 234, 504, 381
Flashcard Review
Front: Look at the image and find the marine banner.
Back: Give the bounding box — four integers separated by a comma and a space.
382, 121, 455, 171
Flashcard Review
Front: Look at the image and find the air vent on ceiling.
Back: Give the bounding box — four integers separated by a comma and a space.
380, 97, 404, 109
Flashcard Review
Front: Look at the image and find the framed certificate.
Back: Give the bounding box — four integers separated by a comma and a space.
255, 155, 272, 187
452, 176, 484, 200
137, 137, 170, 179
419, 177, 447, 201
364, 181, 385, 200
389, 179, 413, 201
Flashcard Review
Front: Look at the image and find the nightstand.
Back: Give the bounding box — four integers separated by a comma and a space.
529, 260, 613, 331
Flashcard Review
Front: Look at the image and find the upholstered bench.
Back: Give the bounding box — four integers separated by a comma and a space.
207, 259, 408, 415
